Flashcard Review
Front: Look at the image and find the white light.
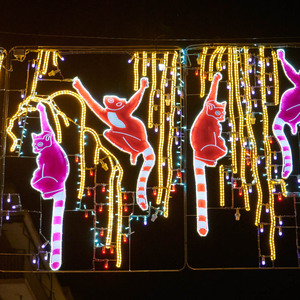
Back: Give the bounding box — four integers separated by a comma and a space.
158, 63, 165, 71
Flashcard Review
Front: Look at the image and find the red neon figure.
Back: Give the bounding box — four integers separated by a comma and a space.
31, 103, 69, 270
190, 72, 227, 236
73, 77, 155, 211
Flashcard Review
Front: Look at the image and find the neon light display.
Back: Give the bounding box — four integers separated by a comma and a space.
272, 49, 300, 179
31, 103, 70, 270
72, 77, 155, 211
190, 72, 227, 236
5, 48, 182, 270
4, 45, 300, 271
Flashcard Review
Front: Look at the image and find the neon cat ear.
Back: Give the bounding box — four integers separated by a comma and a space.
43, 133, 52, 141
207, 103, 214, 110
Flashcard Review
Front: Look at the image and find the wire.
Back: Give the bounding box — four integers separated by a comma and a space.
1, 30, 300, 43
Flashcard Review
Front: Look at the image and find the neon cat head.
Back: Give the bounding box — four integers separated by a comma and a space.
103, 96, 126, 110
32, 131, 53, 153
205, 100, 226, 121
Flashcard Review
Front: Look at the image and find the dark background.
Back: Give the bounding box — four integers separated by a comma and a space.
1, 0, 300, 299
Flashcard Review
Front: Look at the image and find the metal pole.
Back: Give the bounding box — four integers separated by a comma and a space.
0, 49, 11, 236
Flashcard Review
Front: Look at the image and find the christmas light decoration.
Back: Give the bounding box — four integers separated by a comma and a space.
192, 44, 287, 263
5, 44, 300, 271
7, 49, 125, 269
30, 103, 69, 270
131, 50, 181, 217
190, 72, 227, 236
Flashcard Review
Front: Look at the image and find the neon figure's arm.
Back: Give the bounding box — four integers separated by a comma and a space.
126, 77, 148, 113
72, 77, 106, 118
37, 103, 53, 133
278, 50, 300, 86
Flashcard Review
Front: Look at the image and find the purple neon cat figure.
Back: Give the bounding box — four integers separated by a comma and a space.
272, 49, 300, 179
31, 103, 69, 270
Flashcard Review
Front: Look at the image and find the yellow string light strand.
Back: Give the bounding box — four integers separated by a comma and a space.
163, 51, 178, 217
148, 51, 157, 129
0, 50, 6, 71
271, 50, 280, 105
219, 164, 225, 207
41, 50, 51, 75
30, 50, 44, 95
227, 47, 238, 174
259, 46, 276, 261
243, 47, 263, 221
199, 47, 208, 98
142, 51, 148, 77
115, 164, 123, 268
156, 51, 169, 205
133, 52, 139, 91
208, 47, 221, 81
216, 46, 226, 72
233, 47, 250, 211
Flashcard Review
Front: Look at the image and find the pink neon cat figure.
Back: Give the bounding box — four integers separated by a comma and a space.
272, 49, 300, 178
31, 103, 69, 270
73, 77, 155, 211
190, 72, 227, 236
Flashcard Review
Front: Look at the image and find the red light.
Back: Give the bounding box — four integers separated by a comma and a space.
123, 193, 127, 200
177, 170, 181, 178
124, 205, 128, 213
123, 235, 127, 243
278, 194, 282, 201
246, 160, 251, 166
195, 69, 199, 76
98, 205, 103, 213
101, 185, 106, 193
102, 247, 106, 254
239, 189, 243, 196
100, 229, 104, 237
269, 137, 273, 144
171, 185, 176, 192
153, 189, 157, 196
84, 211, 88, 218
110, 248, 114, 254
87, 189, 91, 196
75, 155, 79, 163
104, 260, 109, 269
89, 169, 94, 176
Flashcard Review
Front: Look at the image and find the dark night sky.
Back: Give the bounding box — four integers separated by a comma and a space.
1, 1, 300, 299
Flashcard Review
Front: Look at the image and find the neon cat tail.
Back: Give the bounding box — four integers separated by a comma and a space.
73, 76, 155, 211
272, 49, 300, 179
190, 72, 227, 236
31, 103, 69, 270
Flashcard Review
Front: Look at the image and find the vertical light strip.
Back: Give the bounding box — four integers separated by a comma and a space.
163, 51, 178, 217
208, 47, 221, 81
148, 52, 157, 129
106, 162, 116, 247
259, 46, 276, 261
142, 51, 148, 77
216, 46, 226, 71
233, 47, 249, 211
133, 52, 139, 91
271, 50, 280, 105
199, 47, 208, 97
243, 47, 263, 222
30, 50, 44, 95
0, 51, 5, 71
219, 164, 225, 206
115, 164, 123, 268
227, 47, 238, 174
156, 52, 169, 205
